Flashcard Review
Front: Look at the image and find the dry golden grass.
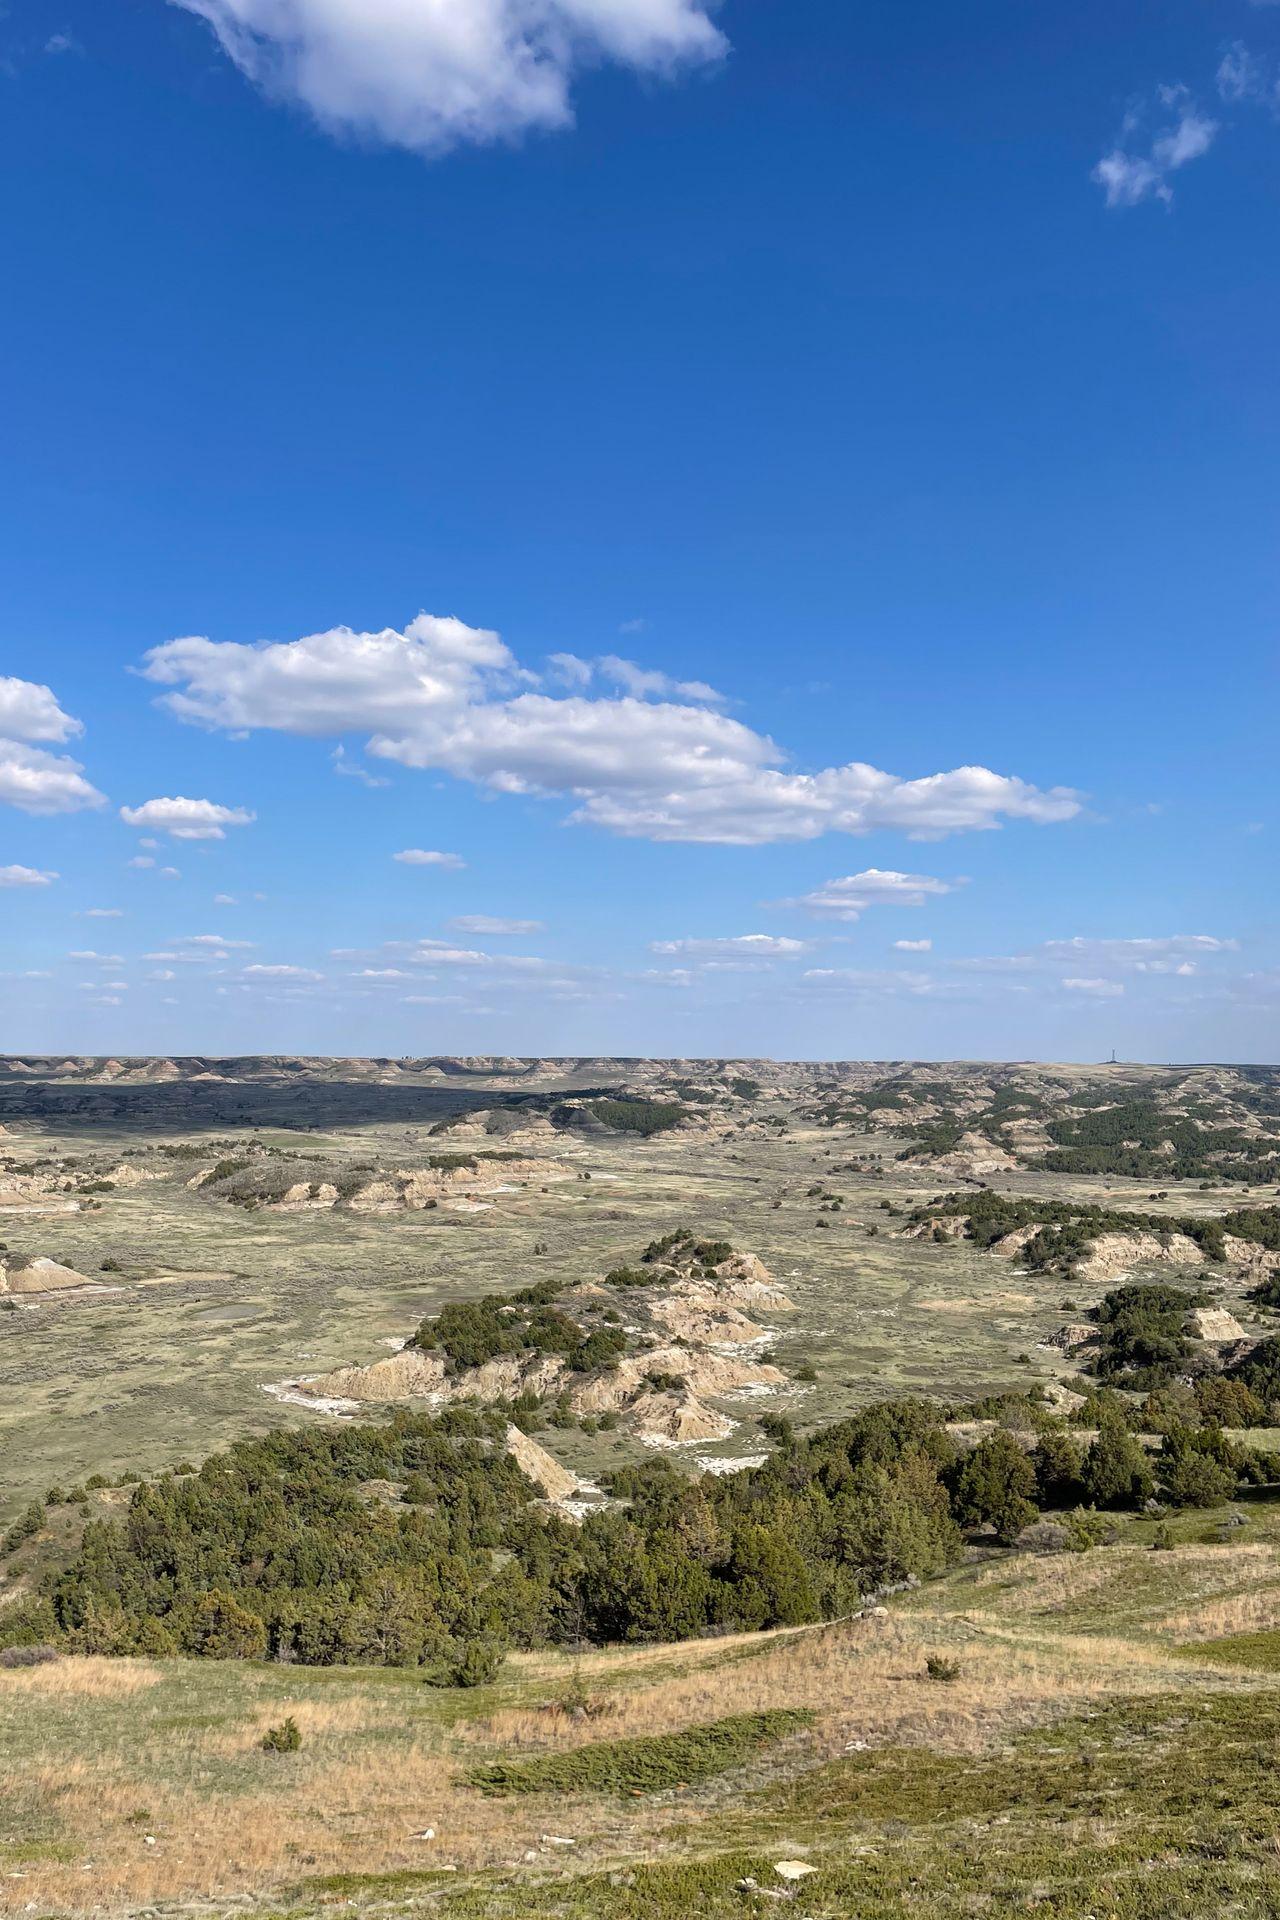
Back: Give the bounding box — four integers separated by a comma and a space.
3, 1736, 551, 1917
464, 1608, 1234, 1764
4, 1540, 1279, 1919
974, 1542, 1280, 1622
1158, 1583, 1280, 1641
0, 1657, 162, 1700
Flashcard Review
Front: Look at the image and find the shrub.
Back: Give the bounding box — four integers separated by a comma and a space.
425, 1638, 505, 1688
1064, 1506, 1114, 1552
0, 1643, 58, 1668
261, 1716, 302, 1753
924, 1654, 961, 1682
2, 1503, 45, 1554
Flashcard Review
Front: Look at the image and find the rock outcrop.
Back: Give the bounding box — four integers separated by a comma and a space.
0, 1255, 96, 1295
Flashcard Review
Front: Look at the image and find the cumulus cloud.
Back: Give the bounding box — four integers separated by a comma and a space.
650, 933, 809, 958
0, 676, 83, 743
1062, 976, 1125, 998
448, 915, 545, 934
0, 863, 58, 887
176, 933, 255, 948
394, 848, 466, 869
120, 796, 255, 840
0, 740, 106, 815
80, 907, 124, 918
782, 868, 957, 923
142, 614, 1082, 847
1094, 87, 1217, 207
894, 937, 932, 952
170, 0, 726, 157
0, 680, 104, 816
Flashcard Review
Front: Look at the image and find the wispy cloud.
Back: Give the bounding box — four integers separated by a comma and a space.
1093, 86, 1217, 207
650, 934, 809, 959
448, 915, 545, 935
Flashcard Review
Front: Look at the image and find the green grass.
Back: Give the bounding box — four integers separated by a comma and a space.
423, 1690, 1280, 1920
465, 1708, 813, 1796
1176, 1627, 1280, 1671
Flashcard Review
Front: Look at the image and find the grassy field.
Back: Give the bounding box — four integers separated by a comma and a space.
5, 1499, 1280, 1918
5, 1096, 1272, 1519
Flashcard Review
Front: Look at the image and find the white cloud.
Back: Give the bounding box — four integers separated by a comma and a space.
1062, 976, 1125, 998
448, 914, 545, 934
120, 795, 255, 840
407, 941, 492, 966
214, 893, 238, 906
0, 681, 103, 816
69, 951, 124, 965
143, 613, 1082, 847
240, 963, 323, 981
170, 0, 726, 157
1217, 42, 1266, 102
894, 937, 932, 952
550, 652, 726, 704
1041, 934, 1235, 968
0, 739, 105, 815
783, 867, 957, 922
79, 907, 123, 918
352, 967, 412, 980
650, 933, 809, 958
128, 856, 156, 869
332, 744, 391, 787
0, 863, 58, 887
394, 848, 466, 869
0, 677, 83, 743
1094, 89, 1217, 207
801, 967, 943, 997
176, 933, 255, 948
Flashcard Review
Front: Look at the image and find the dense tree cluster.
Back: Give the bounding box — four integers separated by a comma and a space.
6, 1377, 1280, 1668
1040, 1100, 1276, 1182
411, 1279, 627, 1375
912, 1190, 1280, 1277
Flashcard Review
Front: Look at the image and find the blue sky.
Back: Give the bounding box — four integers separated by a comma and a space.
1, 0, 1276, 1060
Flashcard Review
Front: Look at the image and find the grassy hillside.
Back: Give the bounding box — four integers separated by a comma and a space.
7, 1497, 1280, 1917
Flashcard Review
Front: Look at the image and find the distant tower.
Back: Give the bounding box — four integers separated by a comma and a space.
1108, 1048, 1117, 1064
